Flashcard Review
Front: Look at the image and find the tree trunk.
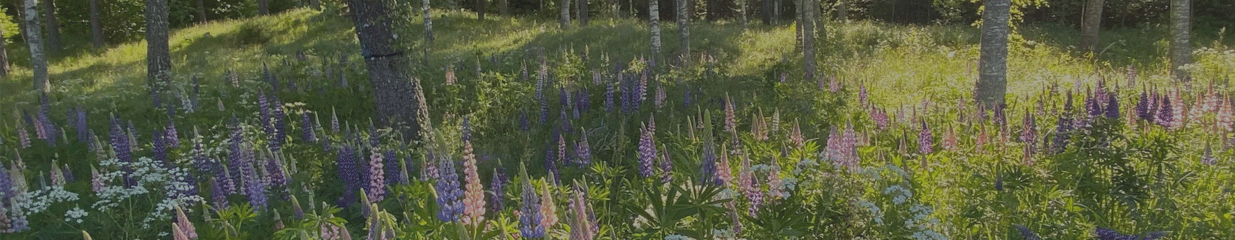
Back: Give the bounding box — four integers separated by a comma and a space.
424, 0, 434, 43
499, 0, 507, 15
774, 0, 781, 24
477, 0, 485, 20
1170, 0, 1191, 81
44, 0, 60, 54
795, 0, 803, 48
801, 0, 814, 82
561, 0, 571, 28
1078, 0, 1103, 53
677, 0, 688, 63
196, 0, 208, 24
837, 0, 846, 22
0, 26, 9, 77
90, 0, 103, 48
24, 0, 48, 92
976, 0, 1010, 107
147, 0, 171, 96
740, 0, 747, 28
579, 0, 588, 25
346, 0, 425, 140
259, 0, 269, 15
649, 0, 662, 68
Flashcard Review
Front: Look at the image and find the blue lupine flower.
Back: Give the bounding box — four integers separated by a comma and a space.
1105, 94, 1120, 119
461, 117, 472, 142
520, 111, 530, 131
302, 112, 317, 143
384, 150, 399, 186
1094, 227, 1166, 240
605, 83, 615, 112
153, 129, 169, 167
489, 169, 507, 214
434, 151, 464, 222
1136, 90, 1149, 121
337, 146, 362, 207
75, 106, 88, 143
519, 178, 544, 239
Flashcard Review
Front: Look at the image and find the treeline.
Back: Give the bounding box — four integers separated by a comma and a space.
0, 0, 303, 45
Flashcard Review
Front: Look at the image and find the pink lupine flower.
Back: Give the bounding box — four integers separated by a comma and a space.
725, 94, 737, 133
367, 149, 386, 202
1218, 98, 1233, 132
461, 140, 487, 227
539, 181, 558, 232
790, 120, 804, 148
175, 205, 197, 240
91, 165, 104, 194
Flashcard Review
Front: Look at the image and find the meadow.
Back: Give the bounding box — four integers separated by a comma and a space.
0, 6, 1233, 239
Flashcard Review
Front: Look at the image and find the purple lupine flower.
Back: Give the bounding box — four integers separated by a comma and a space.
489, 169, 507, 214
272, 96, 287, 150
241, 148, 268, 210
33, 111, 47, 140
858, 82, 869, 106
461, 116, 472, 142
368, 121, 380, 147
153, 129, 170, 167
75, 106, 88, 143
576, 131, 591, 166
384, 151, 399, 186
605, 83, 615, 112
519, 176, 545, 239
544, 142, 560, 185
1051, 117, 1072, 154
559, 86, 569, 111
61, 164, 74, 182
918, 120, 932, 155
579, 89, 592, 113
302, 112, 317, 142
110, 117, 131, 164
746, 173, 763, 217
0, 161, 11, 198
228, 117, 245, 193
1136, 90, 1150, 121
267, 155, 288, 191
1021, 112, 1038, 164
166, 120, 180, 148
993, 104, 1007, 128
1105, 93, 1120, 119
192, 130, 214, 182
557, 133, 568, 168
1158, 97, 1174, 127
637, 118, 657, 178
1086, 92, 1103, 117
638, 70, 649, 104
539, 97, 549, 125
259, 90, 272, 135
336, 146, 362, 207
435, 153, 465, 222
330, 108, 340, 133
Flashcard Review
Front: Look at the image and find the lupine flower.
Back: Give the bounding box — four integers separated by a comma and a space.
337, 147, 362, 206
166, 120, 180, 148
993, 104, 1007, 129
34, 112, 47, 140
605, 83, 615, 112
1170, 90, 1184, 128
919, 120, 932, 155
568, 182, 598, 240
790, 120, 804, 148
17, 117, 30, 148
1136, 90, 1150, 121
75, 107, 89, 143
745, 173, 762, 217
259, 90, 272, 134
489, 169, 507, 214
724, 94, 736, 133
383, 151, 399, 187
242, 149, 268, 211
942, 126, 958, 152
423, 153, 439, 181
1051, 116, 1072, 154
50, 161, 65, 187
655, 84, 667, 109
153, 129, 170, 167
539, 97, 549, 125
1202, 143, 1217, 165
539, 181, 558, 232
461, 140, 486, 226
89, 165, 104, 194
302, 112, 317, 142
267, 154, 288, 192
1021, 112, 1038, 164
1157, 97, 1174, 128
434, 151, 464, 222
272, 96, 287, 149
331, 108, 340, 133
543, 140, 561, 185
1105, 94, 1120, 120
766, 166, 785, 200
576, 130, 591, 166
858, 82, 869, 106
1219, 98, 1234, 132
637, 119, 658, 178
559, 86, 570, 112
175, 205, 198, 240
461, 117, 472, 142
519, 177, 544, 238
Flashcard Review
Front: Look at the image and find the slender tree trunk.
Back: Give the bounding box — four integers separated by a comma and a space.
90, 0, 104, 48
24, 0, 48, 92
677, 0, 688, 63
774, 0, 781, 24
0, 26, 9, 77
1078, 0, 1103, 53
477, 0, 485, 20
424, 0, 434, 43
579, 0, 588, 25
346, 0, 425, 140
1170, 0, 1191, 81
147, 0, 171, 95
802, 0, 814, 82
649, 0, 662, 68
499, 0, 507, 15
977, 0, 1010, 107
259, 0, 269, 15
837, 0, 846, 22
740, 0, 747, 28
561, 0, 571, 28
44, 0, 60, 54
196, 0, 208, 24
795, 0, 803, 47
